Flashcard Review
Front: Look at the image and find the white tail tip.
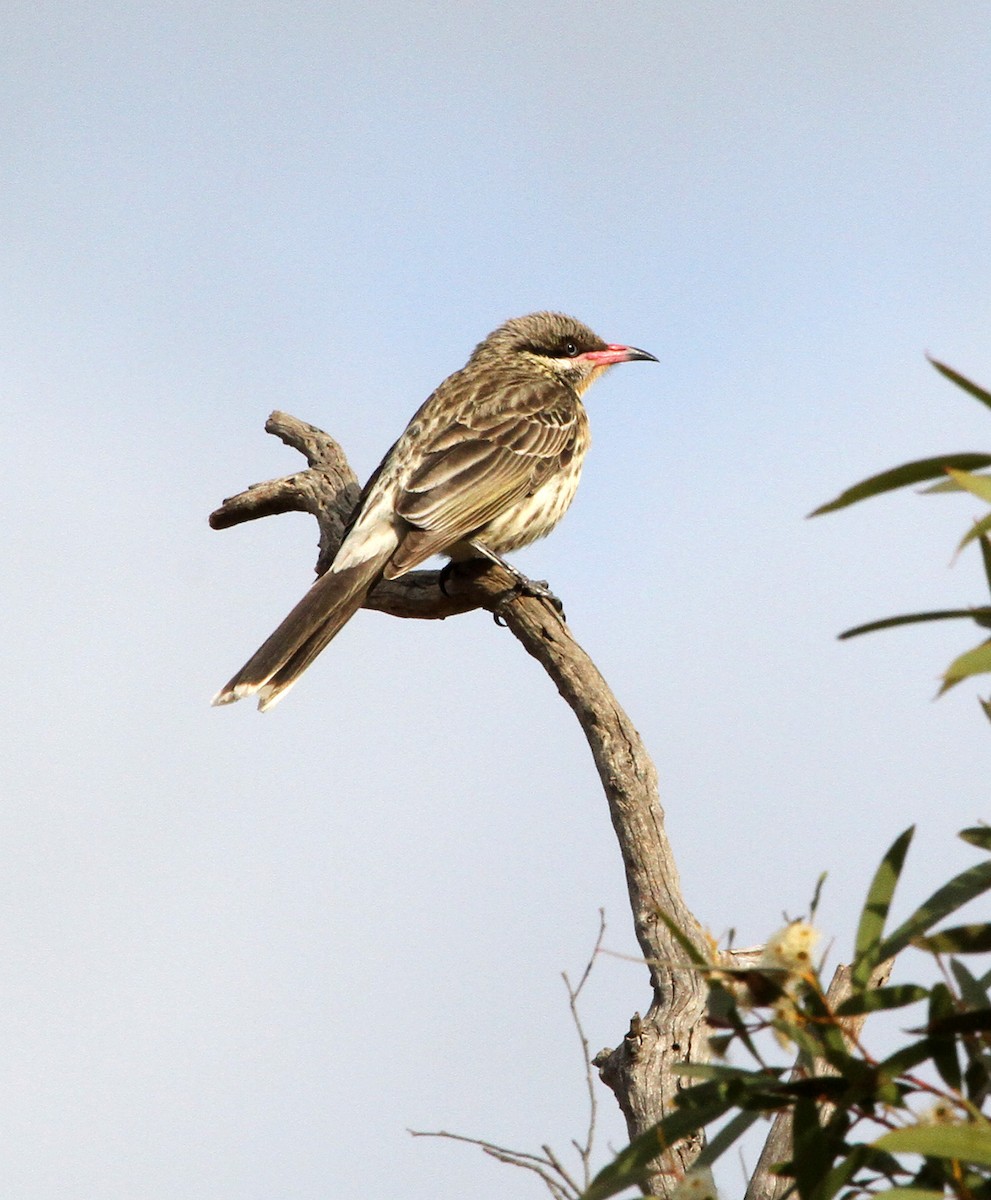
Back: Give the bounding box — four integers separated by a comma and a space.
210, 680, 264, 707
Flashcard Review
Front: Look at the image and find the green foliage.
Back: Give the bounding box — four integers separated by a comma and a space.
810, 359, 991, 709
582, 828, 991, 1200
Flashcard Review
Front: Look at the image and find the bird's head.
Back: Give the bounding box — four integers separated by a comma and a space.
471, 311, 657, 394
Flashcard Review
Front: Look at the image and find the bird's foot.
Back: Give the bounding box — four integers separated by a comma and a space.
513, 575, 565, 617
490, 570, 566, 624
463, 541, 567, 623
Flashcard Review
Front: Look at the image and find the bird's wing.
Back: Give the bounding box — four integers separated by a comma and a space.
385, 383, 581, 576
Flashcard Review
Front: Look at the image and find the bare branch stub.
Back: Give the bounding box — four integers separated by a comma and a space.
210, 413, 712, 1199
208, 412, 360, 573
209, 411, 483, 617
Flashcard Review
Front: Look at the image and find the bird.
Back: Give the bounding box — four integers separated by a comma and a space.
212, 311, 657, 711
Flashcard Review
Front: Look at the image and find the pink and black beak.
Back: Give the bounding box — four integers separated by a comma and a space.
582, 343, 658, 366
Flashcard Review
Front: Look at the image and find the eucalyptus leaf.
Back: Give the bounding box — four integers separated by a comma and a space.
852, 827, 914, 989
929, 357, 991, 412
922, 1009, 991, 1037
939, 639, 991, 695
816, 1142, 872, 1200
950, 958, 991, 1009
839, 610, 979, 641
956, 513, 991, 555
878, 1037, 939, 1078
581, 1081, 736, 1200
675, 1062, 781, 1084
912, 924, 991, 954
981, 533, 991, 592
927, 983, 962, 1092
875, 1123, 991, 1167
871, 1190, 952, 1200
653, 907, 709, 967
920, 475, 991, 494
879, 858, 991, 961
694, 1108, 764, 1168
960, 827, 991, 853
947, 468, 991, 505
835, 984, 928, 1015
810, 455, 991, 517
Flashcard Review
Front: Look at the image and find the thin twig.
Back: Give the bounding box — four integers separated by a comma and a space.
542, 1144, 582, 1196
410, 914, 610, 1198
408, 1129, 577, 1199
562, 908, 608, 1187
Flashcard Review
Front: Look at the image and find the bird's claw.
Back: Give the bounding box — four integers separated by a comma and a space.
515, 577, 565, 619
489, 574, 566, 624
438, 560, 456, 598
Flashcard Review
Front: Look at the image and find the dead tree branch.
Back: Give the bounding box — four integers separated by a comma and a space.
211, 412, 711, 1198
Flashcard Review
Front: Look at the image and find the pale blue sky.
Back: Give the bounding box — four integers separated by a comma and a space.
4, 4, 991, 1197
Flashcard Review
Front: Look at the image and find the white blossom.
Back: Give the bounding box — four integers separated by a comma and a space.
760, 920, 819, 974
671, 1166, 719, 1200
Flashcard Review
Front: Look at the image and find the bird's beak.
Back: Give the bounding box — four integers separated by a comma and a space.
581, 343, 658, 366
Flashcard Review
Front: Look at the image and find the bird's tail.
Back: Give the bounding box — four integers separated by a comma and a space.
211, 555, 386, 712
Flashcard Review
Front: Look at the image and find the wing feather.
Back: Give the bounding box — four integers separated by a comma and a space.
385, 375, 583, 576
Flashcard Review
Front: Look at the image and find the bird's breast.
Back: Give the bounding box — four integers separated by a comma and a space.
472, 438, 589, 555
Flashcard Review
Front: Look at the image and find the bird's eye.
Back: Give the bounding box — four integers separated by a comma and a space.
562, 339, 580, 357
